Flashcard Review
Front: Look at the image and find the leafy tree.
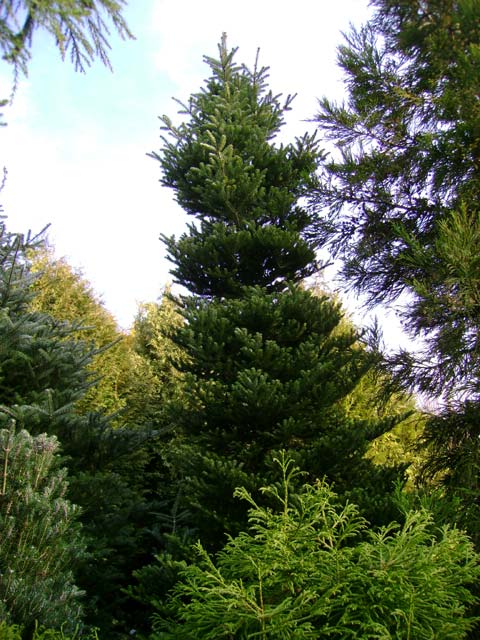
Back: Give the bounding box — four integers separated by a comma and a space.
152, 455, 479, 640
0, 0, 133, 76
312, 0, 480, 403
149, 37, 407, 556
0, 424, 84, 632
29, 246, 136, 418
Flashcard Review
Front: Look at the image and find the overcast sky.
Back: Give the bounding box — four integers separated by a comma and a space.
0, 1, 394, 337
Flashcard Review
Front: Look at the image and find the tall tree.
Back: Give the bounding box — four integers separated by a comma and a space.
313, 0, 480, 403
312, 0, 480, 524
150, 36, 406, 554
29, 246, 136, 418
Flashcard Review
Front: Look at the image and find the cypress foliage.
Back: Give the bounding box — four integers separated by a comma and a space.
152, 455, 480, 640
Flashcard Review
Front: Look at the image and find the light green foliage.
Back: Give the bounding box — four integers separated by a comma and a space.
125, 289, 187, 426
29, 247, 136, 418
152, 455, 479, 640
0, 621, 99, 639
0, 425, 84, 630
0, 0, 133, 75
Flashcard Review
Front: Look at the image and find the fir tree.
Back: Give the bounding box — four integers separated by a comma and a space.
150, 37, 406, 553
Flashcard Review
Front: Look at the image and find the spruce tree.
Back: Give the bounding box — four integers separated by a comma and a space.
151, 37, 405, 552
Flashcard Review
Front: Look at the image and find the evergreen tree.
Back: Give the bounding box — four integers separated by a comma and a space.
0, 424, 84, 633
312, 0, 480, 404
29, 246, 136, 418
0, 0, 133, 76
154, 34, 320, 298
0, 218, 159, 637
150, 37, 406, 554
311, 0, 480, 534
124, 289, 187, 427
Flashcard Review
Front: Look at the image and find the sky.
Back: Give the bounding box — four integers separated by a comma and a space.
0, 0, 407, 343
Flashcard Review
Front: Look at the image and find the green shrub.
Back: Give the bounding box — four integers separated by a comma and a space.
152, 454, 480, 639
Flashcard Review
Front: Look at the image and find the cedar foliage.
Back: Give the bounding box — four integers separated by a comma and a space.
152, 455, 480, 640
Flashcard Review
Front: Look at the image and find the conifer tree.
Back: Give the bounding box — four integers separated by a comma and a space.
0, 218, 158, 637
29, 246, 136, 418
0, 218, 86, 631
0, 424, 84, 632
151, 37, 405, 551
311, 0, 480, 541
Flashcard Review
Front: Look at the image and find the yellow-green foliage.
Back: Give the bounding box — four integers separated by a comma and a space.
29, 247, 136, 418
152, 455, 480, 640
0, 621, 99, 639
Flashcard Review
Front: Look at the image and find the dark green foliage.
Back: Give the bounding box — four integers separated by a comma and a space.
152, 456, 480, 640
0, 425, 84, 632
146, 38, 408, 563
312, 1, 480, 558
313, 0, 480, 402
154, 35, 321, 297
165, 285, 401, 546
0, 219, 93, 438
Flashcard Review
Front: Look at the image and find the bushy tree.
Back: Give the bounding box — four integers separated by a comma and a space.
152, 455, 479, 640
154, 34, 321, 298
